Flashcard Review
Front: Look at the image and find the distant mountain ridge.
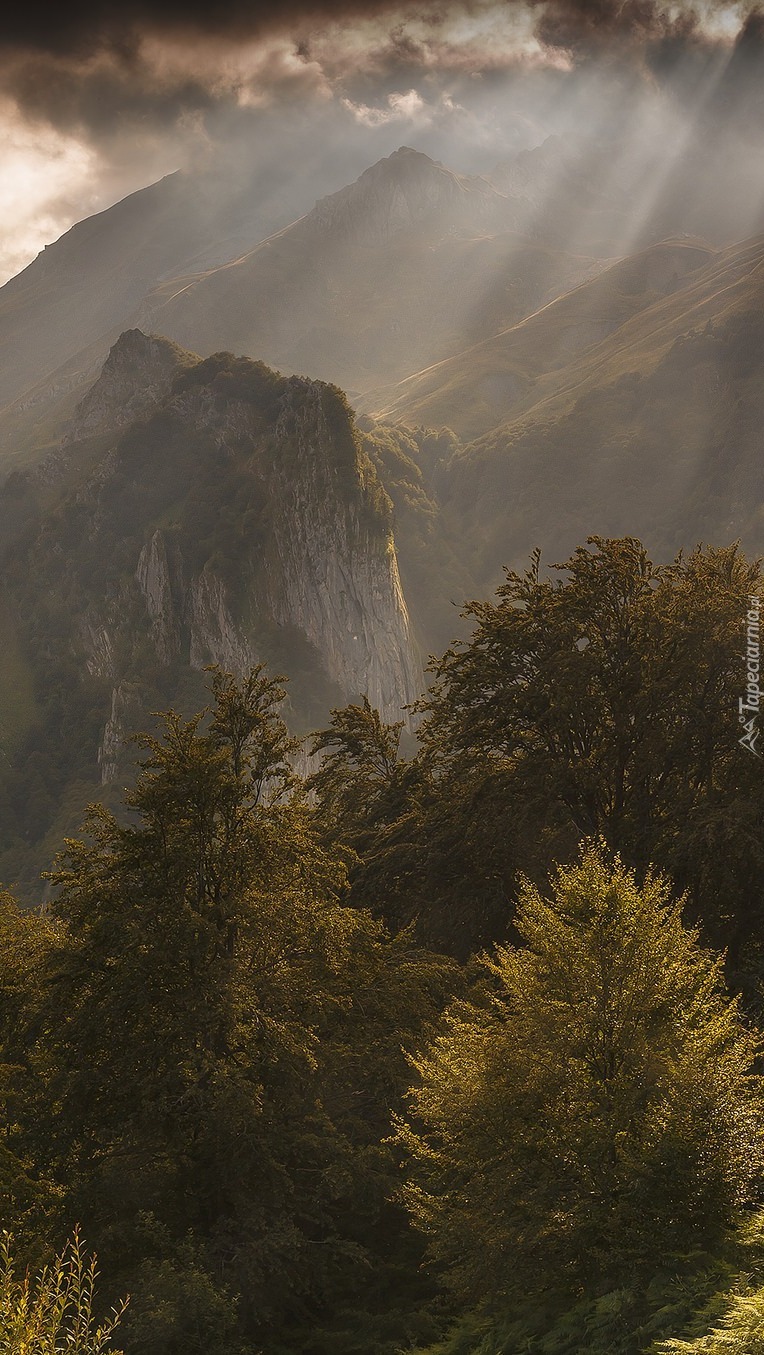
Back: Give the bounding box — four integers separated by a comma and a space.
133, 145, 601, 395
4, 123, 764, 476
430, 232, 764, 583
0, 143, 605, 467
309, 146, 509, 239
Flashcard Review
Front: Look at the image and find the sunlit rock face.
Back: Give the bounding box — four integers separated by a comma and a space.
25, 329, 421, 783
264, 378, 420, 718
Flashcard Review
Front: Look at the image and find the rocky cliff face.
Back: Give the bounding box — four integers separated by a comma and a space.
265, 379, 420, 717
21, 332, 422, 786
135, 529, 182, 665
65, 329, 197, 443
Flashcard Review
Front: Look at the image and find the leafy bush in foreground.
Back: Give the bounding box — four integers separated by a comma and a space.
0, 1229, 126, 1354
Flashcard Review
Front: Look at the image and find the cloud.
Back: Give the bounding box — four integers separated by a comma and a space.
0, 0, 410, 57
0, 99, 102, 281
341, 89, 433, 127
0, 5, 755, 189
1, 3, 756, 133
0, 4, 577, 204
1, 0, 763, 286
1, 2, 756, 67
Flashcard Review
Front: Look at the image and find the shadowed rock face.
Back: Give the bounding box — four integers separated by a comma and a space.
3, 329, 422, 794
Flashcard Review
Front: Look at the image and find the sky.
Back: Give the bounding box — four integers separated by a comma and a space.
1, 0, 763, 284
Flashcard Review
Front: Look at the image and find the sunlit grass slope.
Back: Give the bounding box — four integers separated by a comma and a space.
367, 238, 715, 439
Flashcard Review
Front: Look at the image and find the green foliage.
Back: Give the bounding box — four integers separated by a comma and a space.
3, 517, 764, 1354
308, 696, 511, 954
414, 1259, 736, 1355
309, 695, 404, 829
418, 536, 764, 960
21, 666, 455, 1354
656, 1218, 764, 1354
171, 351, 284, 415
397, 845, 764, 1312
0, 1229, 126, 1355
117, 1229, 242, 1355
307, 537, 764, 959
660, 1287, 764, 1354
0, 894, 57, 1242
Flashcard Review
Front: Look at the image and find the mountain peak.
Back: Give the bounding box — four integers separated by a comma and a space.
65, 329, 198, 444
388, 145, 437, 164
309, 146, 507, 243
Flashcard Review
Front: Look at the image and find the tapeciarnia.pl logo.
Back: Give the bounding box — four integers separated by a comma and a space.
739, 594, 762, 757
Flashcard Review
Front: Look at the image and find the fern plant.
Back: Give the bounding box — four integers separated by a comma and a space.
659, 1287, 764, 1353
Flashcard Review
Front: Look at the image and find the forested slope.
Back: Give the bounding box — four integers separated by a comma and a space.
3, 536, 764, 1355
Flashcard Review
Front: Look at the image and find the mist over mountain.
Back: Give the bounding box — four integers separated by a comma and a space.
4, 91, 764, 458
0, 156, 347, 456
0, 142, 593, 478
365, 237, 716, 438
3, 105, 764, 891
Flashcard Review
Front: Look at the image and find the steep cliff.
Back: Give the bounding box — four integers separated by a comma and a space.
0, 332, 423, 893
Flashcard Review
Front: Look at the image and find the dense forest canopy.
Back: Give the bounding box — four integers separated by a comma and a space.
2, 535, 764, 1355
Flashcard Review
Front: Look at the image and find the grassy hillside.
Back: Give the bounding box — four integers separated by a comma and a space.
365, 238, 715, 439
433, 235, 764, 583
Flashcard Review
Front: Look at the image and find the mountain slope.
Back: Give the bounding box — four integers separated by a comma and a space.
0, 160, 348, 462
132, 147, 604, 396
0, 146, 605, 472
364, 238, 715, 439
434, 232, 764, 581
0, 174, 218, 415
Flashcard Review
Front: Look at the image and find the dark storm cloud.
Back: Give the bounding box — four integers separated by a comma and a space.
3, 0, 764, 287
530, 0, 704, 51
2, 2, 758, 60
0, 0, 410, 56
2, 1, 762, 183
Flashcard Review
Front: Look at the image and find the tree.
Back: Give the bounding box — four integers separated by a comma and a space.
309, 539, 764, 962
307, 698, 429, 934
308, 700, 514, 955
309, 696, 404, 830
397, 844, 764, 1313
0, 892, 56, 1249
34, 666, 454, 1355
419, 537, 764, 957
